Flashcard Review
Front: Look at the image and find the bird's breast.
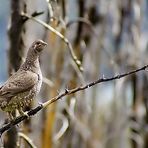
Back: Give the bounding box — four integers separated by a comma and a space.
35, 69, 42, 94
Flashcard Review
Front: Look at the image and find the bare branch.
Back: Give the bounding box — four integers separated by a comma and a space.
21, 13, 84, 72
0, 64, 147, 135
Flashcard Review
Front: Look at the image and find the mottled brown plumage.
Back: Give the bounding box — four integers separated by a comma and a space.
0, 39, 47, 119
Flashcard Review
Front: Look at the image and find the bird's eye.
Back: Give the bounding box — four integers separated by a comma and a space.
36, 42, 40, 45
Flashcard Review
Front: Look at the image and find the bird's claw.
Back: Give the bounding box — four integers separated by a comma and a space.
38, 101, 43, 107
22, 111, 29, 119
38, 101, 43, 105
18, 109, 29, 119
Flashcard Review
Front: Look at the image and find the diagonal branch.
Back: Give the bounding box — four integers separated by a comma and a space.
0, 64, 147, 135
21, 13, 84, 72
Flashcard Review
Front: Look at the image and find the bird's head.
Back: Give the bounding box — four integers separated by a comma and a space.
32, 39, 47, 53
27, 39, 47, 60
21, 40, 47, 70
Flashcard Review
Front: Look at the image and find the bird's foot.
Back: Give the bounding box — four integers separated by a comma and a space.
7, 112, 16, 122
18, 109, 29, 119
38, 101, 43, 106
22, 112, 29, 119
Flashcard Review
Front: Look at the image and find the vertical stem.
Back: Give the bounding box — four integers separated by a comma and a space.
8, 0, 25, 74
131, 74, 138, 148
143, 75, 148, 148
4, 0, 25, 147
74, 0, 85, 45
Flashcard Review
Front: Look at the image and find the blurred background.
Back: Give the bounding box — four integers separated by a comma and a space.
0, 0, 148, 148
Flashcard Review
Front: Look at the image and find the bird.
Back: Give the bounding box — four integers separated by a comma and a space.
0, 39, 47, 120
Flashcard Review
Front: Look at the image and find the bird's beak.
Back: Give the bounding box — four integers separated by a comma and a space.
42, 41, 48, 47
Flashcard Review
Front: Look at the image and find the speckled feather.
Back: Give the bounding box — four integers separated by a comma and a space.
0, 70, 38, 98
0, 39, 47, 118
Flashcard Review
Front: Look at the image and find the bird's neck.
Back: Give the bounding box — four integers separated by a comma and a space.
20, 58, 41, 73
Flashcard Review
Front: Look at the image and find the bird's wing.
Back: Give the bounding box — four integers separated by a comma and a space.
0, 70, 38, 98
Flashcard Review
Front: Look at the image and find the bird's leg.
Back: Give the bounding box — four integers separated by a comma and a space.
7, 111, 15, 121
17, 108, 29, 119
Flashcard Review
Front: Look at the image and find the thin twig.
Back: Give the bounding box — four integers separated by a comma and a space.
53, 113, 69, 141
43, 76, 54, 87
66, 17, 96, 35
0, 64, 147, 135
18, 132, 37, 148
21, 13, 83, 72
46, 0, 54, 19
42, 64, 148, 107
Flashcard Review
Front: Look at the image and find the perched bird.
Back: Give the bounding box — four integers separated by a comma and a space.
0, 39, 47, 120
